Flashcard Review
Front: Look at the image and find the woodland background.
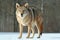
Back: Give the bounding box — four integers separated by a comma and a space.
0, 0, 60, 33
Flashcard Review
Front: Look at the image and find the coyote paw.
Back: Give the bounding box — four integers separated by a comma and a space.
37, 36, 40, 38
26, 36, 30, 38
18, 36, 22, 39
30, 37, 33, 38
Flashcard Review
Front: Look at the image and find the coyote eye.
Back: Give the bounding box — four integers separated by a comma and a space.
23, 10, 25, 12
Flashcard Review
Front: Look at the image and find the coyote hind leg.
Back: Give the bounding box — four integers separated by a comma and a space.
30, 27, 35, 38
36, 22, 43, 38
40, 23, 43, 35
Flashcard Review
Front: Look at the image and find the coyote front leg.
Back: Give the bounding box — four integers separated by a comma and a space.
18, 24, 23, 38
26, 24, 31, 38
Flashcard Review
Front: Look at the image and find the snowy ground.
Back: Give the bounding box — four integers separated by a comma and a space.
0, 32, 60, 40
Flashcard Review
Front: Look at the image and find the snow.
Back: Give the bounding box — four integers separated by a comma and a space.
0, 32, 60, 40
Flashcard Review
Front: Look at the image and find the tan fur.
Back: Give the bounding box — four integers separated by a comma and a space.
16, 3, 43, 38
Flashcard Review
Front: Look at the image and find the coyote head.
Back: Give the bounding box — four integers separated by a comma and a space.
16, 3, 29, 17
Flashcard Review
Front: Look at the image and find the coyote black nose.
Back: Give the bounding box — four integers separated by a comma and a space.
21, 14, 23, 17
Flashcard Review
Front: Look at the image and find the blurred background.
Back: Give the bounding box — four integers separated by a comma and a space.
0, 0, 60, 33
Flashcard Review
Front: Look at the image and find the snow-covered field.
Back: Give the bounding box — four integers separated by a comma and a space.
0, 32, 60, 40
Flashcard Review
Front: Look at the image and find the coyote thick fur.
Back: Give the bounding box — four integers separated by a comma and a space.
16, 3, 43, 38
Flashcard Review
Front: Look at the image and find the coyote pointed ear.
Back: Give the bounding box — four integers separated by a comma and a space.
24, 3, 29, 8
16, 3, 20, 8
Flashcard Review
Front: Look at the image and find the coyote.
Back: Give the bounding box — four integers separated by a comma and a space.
16, 3, 43, 38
